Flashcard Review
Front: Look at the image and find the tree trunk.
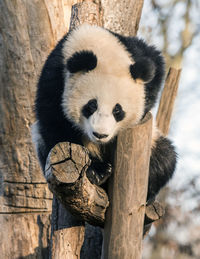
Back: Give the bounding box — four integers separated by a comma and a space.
0, 1, 70, 258
103, 114, 152, 259
101, 0, 143, 35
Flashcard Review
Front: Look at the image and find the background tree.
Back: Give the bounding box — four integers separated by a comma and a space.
140, 1, 200, 258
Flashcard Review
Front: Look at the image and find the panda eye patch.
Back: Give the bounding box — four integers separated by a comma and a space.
82, 99, 97, 118
113, 103, 125, 122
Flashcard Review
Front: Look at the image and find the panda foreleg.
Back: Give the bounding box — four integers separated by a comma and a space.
83, 138, 113, 186
85, 135, 177, 196
147, 136, 177, 202
86, 157, 112, 185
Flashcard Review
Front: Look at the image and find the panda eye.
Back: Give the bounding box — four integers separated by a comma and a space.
82, 99, 97, 118
113, 103, 125, 122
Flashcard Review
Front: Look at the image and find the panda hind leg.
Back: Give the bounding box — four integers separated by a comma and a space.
147, 136, 177, 202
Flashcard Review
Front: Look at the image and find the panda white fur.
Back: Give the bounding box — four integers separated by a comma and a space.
33, 24, 176, 201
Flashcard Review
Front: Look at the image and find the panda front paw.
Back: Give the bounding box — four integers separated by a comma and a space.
86, 161, 112, 185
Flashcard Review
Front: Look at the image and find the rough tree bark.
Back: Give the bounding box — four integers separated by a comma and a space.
0, 1, 71, 258
101, 0, 144, 35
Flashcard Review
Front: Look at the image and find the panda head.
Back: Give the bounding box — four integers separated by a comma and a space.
62, 25, 157, 143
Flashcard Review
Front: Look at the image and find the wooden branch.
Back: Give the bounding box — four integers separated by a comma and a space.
49, 2, 104, 258
46, 141, 165, 227
103, 113, 152, 259
143, 201, 165, 237
156, 68, 181, 135
45, 142, 109, 227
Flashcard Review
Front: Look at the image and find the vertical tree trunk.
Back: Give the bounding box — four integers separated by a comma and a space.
103, 114, 152, 259
0, 1, 70, 258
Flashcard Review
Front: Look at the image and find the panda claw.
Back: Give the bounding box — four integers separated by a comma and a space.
86, 162, 112, 186
86, 168, 102, 185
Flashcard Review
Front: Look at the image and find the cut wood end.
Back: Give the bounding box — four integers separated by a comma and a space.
45, 142, 90, 184
145, 200, 165, 224
44, 141, 109, 227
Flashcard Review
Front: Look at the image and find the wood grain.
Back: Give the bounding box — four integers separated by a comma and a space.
51, 227, 85, 259
103, 113, 152, 259
0, 213, 51, 258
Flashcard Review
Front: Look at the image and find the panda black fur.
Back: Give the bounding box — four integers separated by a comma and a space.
32, 24, 176, 201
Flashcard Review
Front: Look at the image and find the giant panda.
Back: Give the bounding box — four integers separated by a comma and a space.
32, 24, 177, 201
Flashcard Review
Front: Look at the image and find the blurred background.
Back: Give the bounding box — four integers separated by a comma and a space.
0, 0, 199, 258
139, 1, 200, 258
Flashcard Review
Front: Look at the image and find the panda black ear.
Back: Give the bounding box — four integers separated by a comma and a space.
130, 57, 156, 83
67, 50, 97, 73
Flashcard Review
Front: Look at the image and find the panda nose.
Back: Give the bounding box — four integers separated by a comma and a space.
93, 132, 108, 139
